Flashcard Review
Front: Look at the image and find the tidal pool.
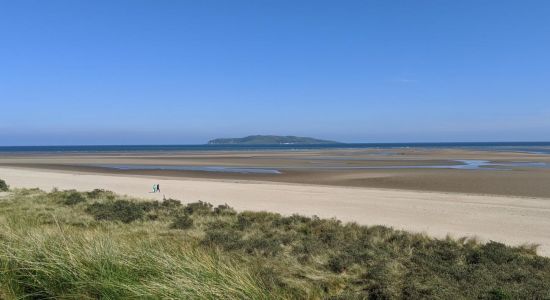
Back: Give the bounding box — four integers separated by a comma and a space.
93, 164, 281, 174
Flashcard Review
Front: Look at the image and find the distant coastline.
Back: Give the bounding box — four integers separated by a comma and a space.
207, 135, 339, 145
1, 141, 550, 154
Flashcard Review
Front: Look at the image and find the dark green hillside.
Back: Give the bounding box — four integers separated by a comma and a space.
208, 135, 339, 144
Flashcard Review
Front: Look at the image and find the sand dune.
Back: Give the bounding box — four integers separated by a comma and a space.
1, 166, 550, 256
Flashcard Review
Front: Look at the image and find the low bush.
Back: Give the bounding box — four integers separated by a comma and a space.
202, 228, 244, 250
486, 288, 512, 300
170, 214, 194, 229
243, 234, 282, 256
184, 201, 213, 215
0, 179, 8, 191
161, 198, 182, 209
63, 191, 87, 205
214, 203, 236, 215
84, 188, 115, 200
48, 189, 87, 205
327, 254, 352, 273
236, 211, 281, 229
85, 200, 152, 223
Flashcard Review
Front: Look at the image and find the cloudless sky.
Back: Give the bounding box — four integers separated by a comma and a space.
1, 0, 549, 145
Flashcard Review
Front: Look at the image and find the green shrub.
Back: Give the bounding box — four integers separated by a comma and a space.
184, 201, 213, 215
170, 214, 194, 229
202, 228, 244, 250
62, 191, 87, 205
479, 241, 520, 264
486, 288, 512, 300
138, 200, 161, 211
85, 200, 151, 223
0, 179, 8, 191
84, 189, 115, 200
214, 203, 236, 215
205, 219, 235, 230
162, 198, 182, 209
361, 260, 404, 299
48, 189, 78, 201
237, 211, 281, 229
273, 214, 312, 228
48, 189, 87, 205
243, 234, 282, 256
327, 254, 352, 273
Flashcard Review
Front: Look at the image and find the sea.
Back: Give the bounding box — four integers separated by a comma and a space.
0, 142, 550, 154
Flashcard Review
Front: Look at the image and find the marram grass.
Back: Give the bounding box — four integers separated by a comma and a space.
1, 226, 270, 299
1, 186, 549, 299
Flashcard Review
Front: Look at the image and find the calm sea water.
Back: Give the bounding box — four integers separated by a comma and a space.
0, 142, 550, 154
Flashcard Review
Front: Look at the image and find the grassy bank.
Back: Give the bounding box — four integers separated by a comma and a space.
0, 185, 549, 299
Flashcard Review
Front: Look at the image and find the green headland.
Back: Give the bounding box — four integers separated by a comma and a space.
208, 135, 339, 145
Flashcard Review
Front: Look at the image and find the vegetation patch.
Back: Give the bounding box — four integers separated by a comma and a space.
63, 191, 87, 205
84, 188, 116, 200
47, 189, 87, 205
214, 203, 236, 215
85, 199, 152, 223
170, 214, 194, 229
1, 188, 549, 299
0, 179, 9, 192
161, 198, 182, 209
184, 200, 213, 215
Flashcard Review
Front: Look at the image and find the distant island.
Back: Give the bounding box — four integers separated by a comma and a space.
207, 135, 340, 145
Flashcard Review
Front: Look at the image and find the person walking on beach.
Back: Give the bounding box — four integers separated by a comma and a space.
156, 184, 160, 193
152, 184, 157, 193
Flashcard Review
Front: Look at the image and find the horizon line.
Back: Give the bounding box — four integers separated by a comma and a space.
1, 141, 550, 148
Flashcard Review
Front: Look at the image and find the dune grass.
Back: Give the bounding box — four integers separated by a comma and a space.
0, 185, 549, 299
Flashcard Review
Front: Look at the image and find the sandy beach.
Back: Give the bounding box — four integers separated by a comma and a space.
2, 148, 550, 197
2, 161, 550, 256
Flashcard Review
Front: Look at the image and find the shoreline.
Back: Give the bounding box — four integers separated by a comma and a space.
3, 159, 550, 198
4, 163, 550, 201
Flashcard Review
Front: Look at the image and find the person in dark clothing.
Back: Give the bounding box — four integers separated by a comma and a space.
156, 184, 160, 192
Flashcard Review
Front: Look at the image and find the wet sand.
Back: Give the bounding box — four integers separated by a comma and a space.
2, 148, 550, 198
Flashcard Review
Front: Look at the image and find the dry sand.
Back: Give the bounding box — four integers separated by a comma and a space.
2, 166, 550, 256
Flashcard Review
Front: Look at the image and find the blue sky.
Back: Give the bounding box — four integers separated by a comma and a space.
1, 1, 549, 145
